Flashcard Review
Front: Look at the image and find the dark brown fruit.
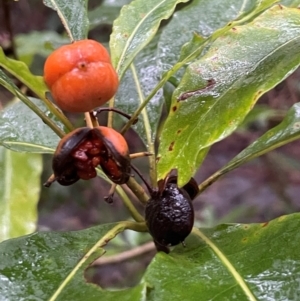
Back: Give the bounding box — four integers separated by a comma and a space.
145, 182, 194, 248
95, 126, 131, 184
166, 176, 199, 200
52, 127, 104, 185
52, 126, 130, 186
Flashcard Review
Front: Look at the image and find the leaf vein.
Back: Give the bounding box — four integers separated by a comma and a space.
193, 227, 258, 301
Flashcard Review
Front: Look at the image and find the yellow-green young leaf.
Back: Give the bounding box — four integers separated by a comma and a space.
0, 147, 42, 242
110, 0, 190, 79
158, 0, 250, 74
0, 48, 47, 100
157, 5, 300, 186
228, 102, 300, 166
43, 0, 89, 41
199, 102, 300, 190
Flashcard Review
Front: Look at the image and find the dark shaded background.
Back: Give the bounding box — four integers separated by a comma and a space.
1, 0, 300, 289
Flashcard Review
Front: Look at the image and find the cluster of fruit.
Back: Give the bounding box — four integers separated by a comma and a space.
43, 39, 129, 186
43, 39, 197, 252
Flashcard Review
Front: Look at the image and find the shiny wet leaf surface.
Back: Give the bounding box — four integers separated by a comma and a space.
0, 98, 62, 153
157, 5, 300, 186
1, 214, 300, 300
145, 213, 300, 301
0, 147, 42, 242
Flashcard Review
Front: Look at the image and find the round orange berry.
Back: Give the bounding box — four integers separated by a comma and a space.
44, 39, 119, 113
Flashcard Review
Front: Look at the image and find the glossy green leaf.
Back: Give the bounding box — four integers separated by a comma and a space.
0, 223, 146, 301
110, 0, 190, 79
15, 31, 68, 66
114, 34, 163, 145
88, 0, 132, 29
0, 47, 47, 100
145, 213, 300, 301
281, 0, 300, 6
0, 147, 42, 242
157, 5, 300, 186
157, 0, 251, 74
0, 99, 127, 185
200, 103, 300, 190
1, 214, 300, 300
0, 99, 62, 153
158, 0, 286, 84
0, 51, 74, 134
43, 0, 89, 41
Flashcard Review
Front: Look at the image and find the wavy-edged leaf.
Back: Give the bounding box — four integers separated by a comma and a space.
0, 47, 47, 100
0, 98, 62, 153
145, 213, 300, 301
0, 223, 145, 301
157, 5, 300, 186
200, 103, 300, 189
43, 0, 89, 41
110, 0, 190, 79
0, 147, 42, 242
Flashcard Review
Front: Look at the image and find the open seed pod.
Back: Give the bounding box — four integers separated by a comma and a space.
50, 126, 130, 186
95, 126, 131, 185
52, 127, 104, 185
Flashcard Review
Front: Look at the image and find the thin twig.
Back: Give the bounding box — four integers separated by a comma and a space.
126, 177, 150, 205
84, 111, 94, 128
130, 63, 157, 188
92, 241, 155, 266
116, 185, 144, 222
130, 152, 153, 159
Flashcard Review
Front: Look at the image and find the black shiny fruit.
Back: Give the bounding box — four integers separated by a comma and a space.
145, 182, 194, 249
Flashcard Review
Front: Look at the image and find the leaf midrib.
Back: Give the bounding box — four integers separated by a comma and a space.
0, 141, 55, 153
1, 150, 12, 241
193, 227, 258, 301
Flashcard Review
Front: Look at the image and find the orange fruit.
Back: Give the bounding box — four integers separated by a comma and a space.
44, 39, 119, 113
